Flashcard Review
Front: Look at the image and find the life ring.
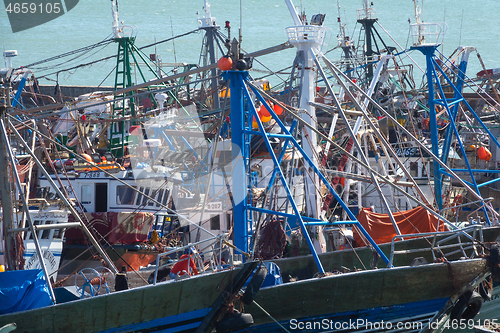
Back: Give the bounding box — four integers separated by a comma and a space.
450, 291, 483, 320
451, 194, 463, 214
241, 264, 268, 305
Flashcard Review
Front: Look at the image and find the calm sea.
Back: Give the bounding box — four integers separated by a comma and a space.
1, 0, 500, 88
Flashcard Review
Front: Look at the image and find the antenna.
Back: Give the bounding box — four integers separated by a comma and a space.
458, 9, 464, 46
111, 0, 121, 38
413, 0, 422, 24
198, 0, 216, 28
239, 0, 242, 45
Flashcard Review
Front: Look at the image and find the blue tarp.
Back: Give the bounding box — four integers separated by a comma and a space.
262, 262, 283, 287
244, 262, 283, 289
0, 269, 52, 315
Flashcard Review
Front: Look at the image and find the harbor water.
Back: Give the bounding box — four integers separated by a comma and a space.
1, 0, 500, 89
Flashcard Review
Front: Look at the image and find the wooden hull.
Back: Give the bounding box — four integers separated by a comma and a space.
237, 259, 490, 332
0, 263, 257, 333
276, 226, 500, 282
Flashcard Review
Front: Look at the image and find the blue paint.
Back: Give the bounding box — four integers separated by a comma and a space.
98, 307, 211, 333
236, 297, 448, 332
24, 252, 62, 257
223, 71, 250, 257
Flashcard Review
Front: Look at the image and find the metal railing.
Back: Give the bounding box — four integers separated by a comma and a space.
152, 233, 229, 285
439, 197, 493, 224
388, 225, 483, 267
356, 7, 376, 20
112, 25, 137, 39
285, 25, 329, 52
410, 22, 447, 46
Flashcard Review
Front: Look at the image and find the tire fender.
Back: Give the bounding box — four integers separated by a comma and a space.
241, 264, 268, 305
450, 291, 483, 321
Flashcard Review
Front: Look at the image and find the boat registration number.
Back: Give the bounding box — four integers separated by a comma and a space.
83, 171, 100, 178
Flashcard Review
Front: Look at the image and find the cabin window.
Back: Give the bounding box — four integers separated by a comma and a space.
156, 189, 164, 207
210, 214, 220, 230
41, 221, 51, 239
226, 213, 232, 230
53, 227, 64, 239
116, 185, 137, 205
422, 162, 433, 178
142, 188, 151, 205
32, 220, 41, 240
135, 187, 145, 205
163, 189, 170, 206
410, 162, 418, 178
25, 220, 39, 240
148, 189, 156, 206
81, 185, 92, 205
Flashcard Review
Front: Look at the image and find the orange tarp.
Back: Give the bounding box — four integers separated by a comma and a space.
353, 206, 449, 246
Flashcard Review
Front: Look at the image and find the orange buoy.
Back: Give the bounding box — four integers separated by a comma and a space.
217, 56, 233, 71
252, 118, 259, 128
478, 146, 492, 161
260, 115, 272, 123
274, 103, 284, 116
81, 153, 93, 163
259, 102, 272, 117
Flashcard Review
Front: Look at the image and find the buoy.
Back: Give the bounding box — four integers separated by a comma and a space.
259, 102, 272, 117
0, 265, 5, 272
217, 56, 233, 71
273, 103, 284, 115
252, 116, 259, 129
260, 115, 272, 123
81, 153, 93, 163
478, 146, 492, 161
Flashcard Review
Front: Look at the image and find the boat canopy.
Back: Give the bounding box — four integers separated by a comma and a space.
353, 206, 449, 245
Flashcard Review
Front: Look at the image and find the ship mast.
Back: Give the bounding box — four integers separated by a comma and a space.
285, 0, 328, 251
198, 0, 220, 110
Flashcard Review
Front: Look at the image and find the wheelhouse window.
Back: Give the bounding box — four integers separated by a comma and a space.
410, 161, 418, 178
116, 185, 137, 205
53, 227, 64, 239
41, 221, 51, 239
135, 187, 145, 205
155, 189, 164, 207
210, 214, 220, 230
81, 185, 92, 205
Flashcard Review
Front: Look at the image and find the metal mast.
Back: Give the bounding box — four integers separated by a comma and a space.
285, 0, 325, 225
198, 0, 221, 110
409, 8, 500, 223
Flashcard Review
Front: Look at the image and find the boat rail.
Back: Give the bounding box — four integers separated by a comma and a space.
152, 233, 229, 285
356, 7, 376, 20
112, 25, 137, 39
388, 225, 484, 267
410, 22, 447, 46
439, 197, 493, 223
285, 25, 329, 52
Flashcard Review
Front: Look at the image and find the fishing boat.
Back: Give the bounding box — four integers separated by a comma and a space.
2, 1, 500, 332
210, 1, 500, 331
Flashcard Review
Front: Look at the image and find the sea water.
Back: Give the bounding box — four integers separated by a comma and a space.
1, 0, 500, 89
